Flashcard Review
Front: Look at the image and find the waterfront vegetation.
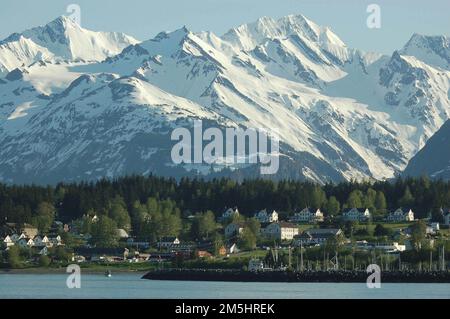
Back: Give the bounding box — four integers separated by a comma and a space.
1, 175, 449, 272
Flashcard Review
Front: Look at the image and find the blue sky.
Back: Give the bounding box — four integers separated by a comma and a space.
1, 0, 449, 54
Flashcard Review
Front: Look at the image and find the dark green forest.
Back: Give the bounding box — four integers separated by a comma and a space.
1, 175, 449, 228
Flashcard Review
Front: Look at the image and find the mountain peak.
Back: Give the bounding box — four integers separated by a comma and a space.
400, 33, 450, 69
222, 13, 346, 51
45, 15, 81, 31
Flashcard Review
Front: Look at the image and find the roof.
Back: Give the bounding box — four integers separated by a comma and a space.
278, 222, 298, 228
160, 236, 178, 242
305, 228, 341, 236
342, 208, 367, 213
116, 229, 129, 238
227, 222, 246, 228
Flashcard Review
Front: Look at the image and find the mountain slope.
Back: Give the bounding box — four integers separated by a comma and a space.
403, 120, 450, 179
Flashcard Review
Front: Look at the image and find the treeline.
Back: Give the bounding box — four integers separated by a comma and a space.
1, 175, 449, 228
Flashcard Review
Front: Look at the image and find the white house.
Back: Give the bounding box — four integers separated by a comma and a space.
254, 209, 278, 223
262, 222, 299, 241
342, 208, 371, 222
158, 236, 180, 249
290, 208, 324, 223
225, 223, 245, 238
227, 243, 239, 254
221, 207, 240, 221
2, 235, 14, 248
386, 208, 415, 222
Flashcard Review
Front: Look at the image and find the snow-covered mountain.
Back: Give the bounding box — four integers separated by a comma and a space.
0, 16, 138, 76
0, 14, 449, 184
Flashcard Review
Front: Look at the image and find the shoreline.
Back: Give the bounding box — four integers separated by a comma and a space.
0, 268, 148, 275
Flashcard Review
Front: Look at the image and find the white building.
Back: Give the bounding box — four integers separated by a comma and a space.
2, 235, 14, 248
290, 208, 324, 223
254, 209, 278, 223
342, 208, 371, 222
386, 208, 414, 222
262, 222, 299, 241
225, 223, 245, 238
228, 243, 239, 254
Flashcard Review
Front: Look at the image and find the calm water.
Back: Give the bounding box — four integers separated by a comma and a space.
0, 273, 449, 299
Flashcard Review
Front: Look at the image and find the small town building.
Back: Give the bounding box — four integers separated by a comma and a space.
17, 238, 34, 247
4, 223, 38, 239
225, 222, 245, 238
218, 246, 227, 256
220, 207, 240, 221
254, 209, 278, 223
196, 250, 213, 258
386, 208, 415, 222
342, 208, 371, 222
158, 237, 180, 249
126, 238, 150, 249
290, 208, 324, 223
294, 228, 343, 246
262, 222, 299, 241
2, 235, 14, 248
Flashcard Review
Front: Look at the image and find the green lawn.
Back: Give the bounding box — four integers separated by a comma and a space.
355, 222, 410, 233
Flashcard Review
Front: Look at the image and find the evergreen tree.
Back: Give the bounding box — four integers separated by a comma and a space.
346, 190, 364, 208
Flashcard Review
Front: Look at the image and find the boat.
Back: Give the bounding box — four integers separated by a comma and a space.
105, 270, 112, 278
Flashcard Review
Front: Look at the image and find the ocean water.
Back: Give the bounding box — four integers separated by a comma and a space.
0, 273, 449, 299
